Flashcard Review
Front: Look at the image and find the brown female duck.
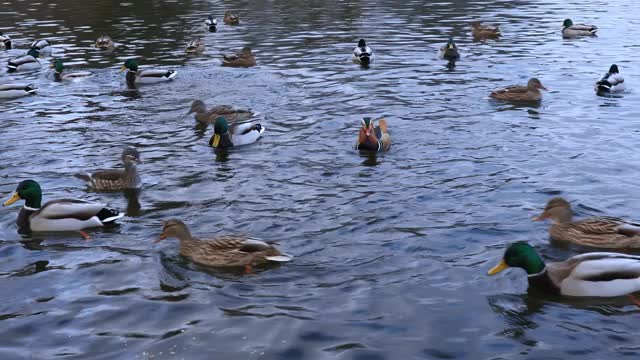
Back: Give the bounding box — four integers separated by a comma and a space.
470, 21, 500, 39
533, 197, 640, 248
75, 146, 141, 191
185, 100, 256, 124
224, 11, 240, 25
490, 78, 547, 102
222, 47, 256, 67
155, 219, 293, 269
355, 117, 391, 152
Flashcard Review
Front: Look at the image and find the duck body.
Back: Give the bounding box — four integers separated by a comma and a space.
3, 180, 123, 233
595, 64, 624, 93
438, 38, 460, 62
185, 38, 205, 54
75, 147, 141, 191
156, 219, 292, 268
209, 117, 264, 149
224, 11, 240, 25
0, 83, 37, 98
121, 59, 177, 85
355, 117, 391, 152
222, 47, 256, 67
489, 242, 640, 297
0, 32, 12, 49
186, 100, 256, 124
52, 58, 93, 81
471, 21, 500, 39
490, 78, 547, 102
95, 35, 114, 50
7, 48, 41, 72
30, 39, 51, 55
205, 16, 218, 32
352, 39, 374, 66
562, 19, 597, 38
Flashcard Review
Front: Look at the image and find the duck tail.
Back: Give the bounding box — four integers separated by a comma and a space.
97, 208, 124, 223
74, 172, 95, 187
266, 254, 293, 262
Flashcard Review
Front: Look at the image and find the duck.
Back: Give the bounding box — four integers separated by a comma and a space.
224, 11, 240, 25
0, 32, 12, 50
7, 48, 41, 72
562, 19, 597, 38
185, 38, 205, 54
205, 15, 218, 32
470, 21, 500, 39
355, 117, 391, 152
532, 197, 640, 248
120, 59, 177, 85
0, 83, 37, 98
209, 116, 264, 149
155, 218, 292, 269
75, 146, 142, 191
488, 242, 640, 297
52, 58, 93, 81
490, 78, 547, 102
221, 47, 256, 67
595, 64, 624, 93
95, 35, 114, 50
185, 100, 256, 124
438, 37, 460, 62
352, 39, 374, 67
30, 39, 51, 55
3, 179, 124, 233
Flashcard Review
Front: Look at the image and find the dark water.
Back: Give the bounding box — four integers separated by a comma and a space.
2, 0, 640, 359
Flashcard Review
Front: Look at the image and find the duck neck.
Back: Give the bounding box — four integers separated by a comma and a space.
24, 194, 42, 209
123, 162, 140, 188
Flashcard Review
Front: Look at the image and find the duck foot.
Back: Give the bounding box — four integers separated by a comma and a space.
245, 265, 252, 274
628, 295, 640, 307
79, 231, 91, 240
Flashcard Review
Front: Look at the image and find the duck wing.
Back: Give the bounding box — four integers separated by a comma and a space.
8, 55, 37, 66
37, 199, 108, 220
138, 69, 176, 79
571, 24, 598, 32
492, 85, 528, 94
572, 216, 640, 236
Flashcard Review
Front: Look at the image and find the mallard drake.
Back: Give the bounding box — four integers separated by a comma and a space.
471, 21, 500, 39
490, 78, 547, 102
185, 100, 256, 124
595, 64, 624, 93
52, 58, 93, 81
30, 39, 51, 55
3, 180, 124, 233
221, 47, 256, 67
95, 35, 114, 50
352, 39, 374, 67
438, 37, 460, 62
0, 83, 37, 98
209, 117, 264, 149
75, 146, 141, 191
185, 38, 205, 54
7, 48, 41, 72
155, 219, 292, 268
562, 19, 597, 38
120, 59, 177, 85
355, 117, 391, 152
205, 16, 218, 32
533, 197, 640, 248
488, 242, 640, 297
0, 32, 12, 50
224, 11, 240, 25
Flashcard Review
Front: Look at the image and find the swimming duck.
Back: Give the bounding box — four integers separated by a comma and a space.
52, 58, 93, 81
355, 117, 391, 152
75, 146, 142, 191
562, 19, 597, 38
471, 21, 500, 39
0, 32, 12, 49
221, 47, 256, 67
488, 242, 640, 297
186, 100, 256, 124
155, 219, 292, 268
205, 16, 218, 32
352, 39, 374, 66
30, 39, 51, 55
120, 59, 177, 85
490, 78, 547, 102
185, 38, 205, 54
533, 197, 640, 248
224, 11, 240, 25
3, 179, 124, 233
595, 64, 624, 93
0, 83, 37, 98
95, 35, 114, 50
209, 116, 264, 149
438, 37, 460, 62
7, 48, 41, 72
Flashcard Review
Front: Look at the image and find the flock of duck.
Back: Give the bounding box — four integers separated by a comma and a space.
3, 15, 640, 301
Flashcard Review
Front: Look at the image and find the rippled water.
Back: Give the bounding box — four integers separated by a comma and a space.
2, 0, 640, 358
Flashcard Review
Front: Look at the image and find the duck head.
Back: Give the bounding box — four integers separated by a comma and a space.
532, 197, 572, 223
470, 21, 481, 29
155, 218, 193, 243
3, 180, 42, 209
609, 64, 619, 74
27, 48, 40, 58
358, 39, 367, 48
241, 47, 253, 57
121, 59, 139, 72
52, 58, 64, 73
446, 37, 456, 49
96, 35, 113, 48
563, 19, 573, 28
121, 146, 141, 166
207, 16, 217, 32
526, 78, 547, 91
187, 100, 207, 116
211, 117, 229, 148
488, 242, 546, 276
0, 33, 12, 49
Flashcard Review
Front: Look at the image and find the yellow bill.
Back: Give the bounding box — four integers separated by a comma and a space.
120, 65, 127, 72
212, 134, 221, 148
3, 192, 20, 206
488, 259, 509, 275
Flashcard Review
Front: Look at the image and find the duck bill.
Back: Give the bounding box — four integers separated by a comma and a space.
154, 233, 167, 243
3, 192, 20, 206
120, 65, 127, 72
532, 212, 547, 221
488, 259, 509, 275
212, 134, 221, 148
540, 86, 548, 91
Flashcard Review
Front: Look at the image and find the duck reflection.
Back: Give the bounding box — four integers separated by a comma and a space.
123, 188, 141, 216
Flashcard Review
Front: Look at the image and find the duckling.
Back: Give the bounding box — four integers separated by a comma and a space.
120, 59, 177, 85
470, 21, 500, 39
205, 16, 218, 32
209, 117, 264, 149
0, 83, 37, 98
95, 35, 114, 50
355, 117, 391, 152
7, 48, 41, 73
490, 78, 547, 102
155, 219, 292, 268
352, 39, 374, 67
224, 11, 240, 25
52, 58, 93, 81
185, 100, 256, 124
438, 37, 460, 62
0, 32, 12, 50
562, 19, 597, 38
595, 64, 624, 93
221, 47, 256, 67
30, 39, 51, 55
75, 147, 142, 191
185, 38, 205, 54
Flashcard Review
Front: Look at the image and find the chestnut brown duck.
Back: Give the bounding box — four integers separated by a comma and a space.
533, 197, 640, 248
490, 78, 547, 102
